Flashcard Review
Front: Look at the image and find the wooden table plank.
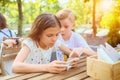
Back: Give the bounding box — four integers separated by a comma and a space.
9, 73, 42, 80
27, 58, 87, 80
1, 57, 89, 80
1, 74, 24, 80
65, 71, 88, 80
44, 66, 86, 80
84, 77, 94, 80
27, 73, 54, 80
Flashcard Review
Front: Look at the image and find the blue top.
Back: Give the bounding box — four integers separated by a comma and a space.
0, 28, 16, 42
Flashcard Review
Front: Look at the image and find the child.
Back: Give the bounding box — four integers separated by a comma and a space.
56, 9, 96, 56
0, 13, 17, 75
0, 13, 16, 42
12, 13, 80, 74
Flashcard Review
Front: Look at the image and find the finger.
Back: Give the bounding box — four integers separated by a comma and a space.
55, 64, 67, 68
69, 50, 74, 58
69, 51, 80, 58
53, 60, 66, 64
52, 68, 65, 73
56, 67, 66, 72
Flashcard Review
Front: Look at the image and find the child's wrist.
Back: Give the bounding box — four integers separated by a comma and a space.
15, 38, 19, 45
42, 64, 49, 72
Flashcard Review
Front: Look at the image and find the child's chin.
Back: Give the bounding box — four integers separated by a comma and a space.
49, 44, 54, 47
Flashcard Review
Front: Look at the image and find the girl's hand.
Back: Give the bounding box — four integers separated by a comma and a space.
66, 57, 80, 70
47, 60, 67, 73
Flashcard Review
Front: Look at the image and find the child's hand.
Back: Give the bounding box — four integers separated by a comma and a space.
3, 39, 16, 48
69, 48, 84, 58
47, 60, 67, 73
66, 57, 80, 70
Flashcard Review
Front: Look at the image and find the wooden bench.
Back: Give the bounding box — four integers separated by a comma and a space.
0, 42, 21, 76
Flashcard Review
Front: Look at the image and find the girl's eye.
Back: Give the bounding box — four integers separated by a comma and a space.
47, 34, 52, 37
56, 33, 59, 36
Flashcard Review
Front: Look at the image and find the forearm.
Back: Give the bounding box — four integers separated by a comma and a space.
83, 47, 97, 56
12, 63, 48, 73
59, 44, 71, 56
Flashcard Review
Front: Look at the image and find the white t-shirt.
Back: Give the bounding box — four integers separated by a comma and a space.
22, 38, 64, 64
0, 28, 16, 42
58, 31, 89, 48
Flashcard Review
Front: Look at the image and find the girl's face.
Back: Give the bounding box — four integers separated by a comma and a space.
39, 26, 60, 49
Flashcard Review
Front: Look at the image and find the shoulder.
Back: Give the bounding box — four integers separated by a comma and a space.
22, 38, 36, 50
22, 38, 34, 45
71, 32, 88, 45
72, 32, 83, 39
9, 30, 16, 37
1, 28, 9, 31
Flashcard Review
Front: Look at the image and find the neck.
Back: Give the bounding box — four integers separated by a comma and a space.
62, 31, 72, 41
37, 42, 49, 50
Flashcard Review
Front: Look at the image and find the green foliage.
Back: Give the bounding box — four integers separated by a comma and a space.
100, 0, 120, 47
0, 0, 61, 35
65, 0, 92, 27
107, 14, 120, 47
22, 0, 61, 25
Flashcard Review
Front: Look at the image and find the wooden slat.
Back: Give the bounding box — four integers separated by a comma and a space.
3, 54, 17, 61
27, 73, 54, 80
0, 42, 21, 76
1, 57, 91, 80
44, 66, 86, 80
2, 48, 21, 55
84, 77, 94, 80
65, 72, 88, 80
28, 59, 85, 80
9, 73, 42, 80
1, 74, 24, 80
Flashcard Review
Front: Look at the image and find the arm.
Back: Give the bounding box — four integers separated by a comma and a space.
3, 38, 22, 47
12, 44, 67, 73
69, 47, 97, 57
75, 34, 97, 56
59, 44, 80, 58
82, 47, 97, 56
58, 44, 71, 56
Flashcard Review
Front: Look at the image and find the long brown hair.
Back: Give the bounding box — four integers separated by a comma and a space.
0, 13, 7, 29
26, 13, 61, 44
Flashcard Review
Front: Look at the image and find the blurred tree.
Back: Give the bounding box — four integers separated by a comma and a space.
84, 0, 89, 3
0, 0, 61, 36
65, 0, 92, 27
17, 0, 23, 36
0, 0, 19, 34
100, 0, 120, 47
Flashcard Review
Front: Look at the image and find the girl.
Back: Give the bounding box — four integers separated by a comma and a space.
12, 13, 79, 74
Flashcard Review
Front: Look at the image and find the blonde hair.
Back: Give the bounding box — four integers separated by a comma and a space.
56, 9, 75, 22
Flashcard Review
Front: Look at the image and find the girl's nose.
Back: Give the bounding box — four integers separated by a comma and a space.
52, 36, 57, 42
61, 27, 65, 32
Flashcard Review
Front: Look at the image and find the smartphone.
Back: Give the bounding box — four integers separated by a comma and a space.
66, 58, 79, 70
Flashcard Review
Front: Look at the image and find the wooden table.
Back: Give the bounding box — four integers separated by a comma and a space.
1, 57, 93, 80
